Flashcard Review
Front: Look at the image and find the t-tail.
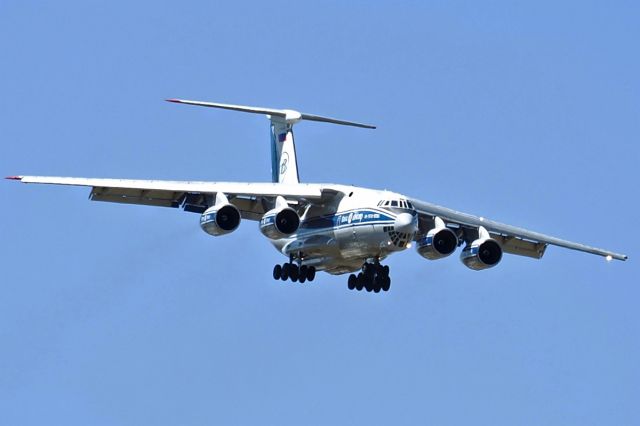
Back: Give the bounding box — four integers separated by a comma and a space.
166, 99, 375, 184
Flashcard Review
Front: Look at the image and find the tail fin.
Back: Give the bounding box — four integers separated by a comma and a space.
166, 99, 375, 183
270, 118, 299, 184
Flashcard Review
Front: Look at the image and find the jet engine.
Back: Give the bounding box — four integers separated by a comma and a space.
460, 237, 503, 270
417, 227, 459, 260
259, 198, 300, 240
200, 202, 241, 236
416, 217, 458, 260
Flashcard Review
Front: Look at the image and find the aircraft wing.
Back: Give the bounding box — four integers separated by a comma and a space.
7, 176, 326, 220
409, 197, 628, 261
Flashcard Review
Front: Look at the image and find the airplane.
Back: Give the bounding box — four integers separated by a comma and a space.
6, 99, 628, 292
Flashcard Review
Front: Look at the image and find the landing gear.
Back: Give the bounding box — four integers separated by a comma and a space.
348, 262, 391, 293
273, 262, 316, 283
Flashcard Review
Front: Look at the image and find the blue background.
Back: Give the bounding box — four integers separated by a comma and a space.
1, 1, 638, 424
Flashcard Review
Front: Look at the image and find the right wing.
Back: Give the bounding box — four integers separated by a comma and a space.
8, 176, 331, 220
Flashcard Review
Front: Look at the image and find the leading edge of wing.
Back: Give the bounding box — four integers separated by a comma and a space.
410, 198, 628, 261
8, 176, 323, 199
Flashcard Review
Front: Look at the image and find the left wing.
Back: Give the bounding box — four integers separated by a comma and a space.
409, 197, 628, 261
7, 176, 328, 220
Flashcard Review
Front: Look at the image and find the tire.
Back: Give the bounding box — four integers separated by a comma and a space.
382, 276, 391, 292
290, 264, 299, 282
348, 274, 356, 290
364, 275, 373, 292
307, 266, 316, 282
273, 264, 282, 280
299, 265, 308, 281
383, 265, 390, 276
299, 275, 306, 284
281, 263, 290, 281
374, 276, 384, 293
356, 273, 364, 291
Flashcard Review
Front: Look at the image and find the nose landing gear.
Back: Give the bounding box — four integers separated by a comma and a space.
348, 262, 391, 293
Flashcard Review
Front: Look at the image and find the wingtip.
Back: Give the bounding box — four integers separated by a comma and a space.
165, 98, 181, 103
5, 176, 23, 181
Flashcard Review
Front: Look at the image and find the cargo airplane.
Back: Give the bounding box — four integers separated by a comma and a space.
7, 99, 628, 292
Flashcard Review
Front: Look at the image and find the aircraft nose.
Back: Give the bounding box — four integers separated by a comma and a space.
394, 213, 418, 234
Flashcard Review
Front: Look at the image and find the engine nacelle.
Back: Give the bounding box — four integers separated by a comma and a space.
417, 227, 458, 260
259, 206, 300, 239
460, 238, 503, 270
200, 203, 241, 236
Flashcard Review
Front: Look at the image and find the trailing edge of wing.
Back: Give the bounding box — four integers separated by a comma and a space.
299, 113, 376, 129
166, 98, 376, 129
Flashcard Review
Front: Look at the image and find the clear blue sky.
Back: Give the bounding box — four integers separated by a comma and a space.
1, 1, 638, 425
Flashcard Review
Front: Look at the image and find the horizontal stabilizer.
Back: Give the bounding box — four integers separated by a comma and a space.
166, 99, 376, 129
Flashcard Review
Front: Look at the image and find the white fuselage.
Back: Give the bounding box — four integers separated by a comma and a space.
270, 185, 419, 274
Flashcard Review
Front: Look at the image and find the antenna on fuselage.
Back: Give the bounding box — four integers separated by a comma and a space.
166, 98, 376, 184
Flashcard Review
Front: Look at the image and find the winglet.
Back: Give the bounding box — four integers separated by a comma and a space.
5, 176, 23, 181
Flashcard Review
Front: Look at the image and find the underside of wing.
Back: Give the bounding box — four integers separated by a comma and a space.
12, 176, 327, 221
410, 198, 627, 261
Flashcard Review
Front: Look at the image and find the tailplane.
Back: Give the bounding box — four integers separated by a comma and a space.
167, 99, 375, 183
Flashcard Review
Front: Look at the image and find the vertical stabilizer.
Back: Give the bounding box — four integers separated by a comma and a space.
270, 119, 299, 184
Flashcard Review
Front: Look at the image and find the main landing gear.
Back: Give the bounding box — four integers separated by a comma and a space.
273, 262, 316, 283
348, 262, 391, 293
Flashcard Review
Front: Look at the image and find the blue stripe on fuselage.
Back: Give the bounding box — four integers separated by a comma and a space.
299, 208, 395, 231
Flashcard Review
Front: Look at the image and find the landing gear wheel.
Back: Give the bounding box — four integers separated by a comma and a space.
382, 265, 390, 276
299, 274, 306, 284
273, 264, 282, 280
382, 276, 391, 292
290, 264, 299, 282
281, 263, 290, 281
299, 265, 308, 281
307, 266, 316, 282
356, 273, 364, 291
364, 275, 373, 292
374, 276, 384, 293
348, 274, 357, 290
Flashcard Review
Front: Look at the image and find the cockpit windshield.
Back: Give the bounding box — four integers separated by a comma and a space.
377, 199, 414, 209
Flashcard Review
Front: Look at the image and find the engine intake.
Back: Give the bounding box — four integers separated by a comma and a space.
460, 238, 503, 270
417, 227, 458, 260
260, 207, 300, 239
200, 203, 241, 236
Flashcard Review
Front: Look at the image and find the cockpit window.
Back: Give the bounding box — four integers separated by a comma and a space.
380, 199, 414, 209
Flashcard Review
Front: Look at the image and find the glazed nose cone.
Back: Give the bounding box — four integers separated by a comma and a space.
394, 213, 417, 234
